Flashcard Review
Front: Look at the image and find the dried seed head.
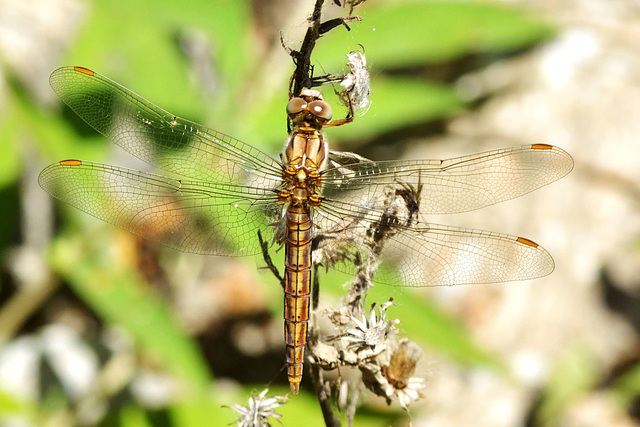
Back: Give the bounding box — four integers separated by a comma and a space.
340, 49, 371, 113
342, 300, 397, 351
383, 339, 425, 409
227, 388, 288, 427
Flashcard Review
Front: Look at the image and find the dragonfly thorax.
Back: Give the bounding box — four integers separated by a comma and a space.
279, 94, 329, 209
290, 187, 309, 206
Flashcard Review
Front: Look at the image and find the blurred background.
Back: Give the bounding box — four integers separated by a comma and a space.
0, 0, 639, 425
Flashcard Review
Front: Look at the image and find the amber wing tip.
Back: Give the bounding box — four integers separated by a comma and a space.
289, 382, 300, 394
59, 159, 83, 166
73, 66, 95, 76
516, 236, 539, 248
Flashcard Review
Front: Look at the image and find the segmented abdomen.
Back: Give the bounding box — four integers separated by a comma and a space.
283, 204, 312, 394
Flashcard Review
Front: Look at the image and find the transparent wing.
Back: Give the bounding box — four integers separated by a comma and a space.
316, 223, 554, 287
320, 145, 573, 222
314, 144, 570, 286
38, 160, 281, 255
49, 66, 283, 183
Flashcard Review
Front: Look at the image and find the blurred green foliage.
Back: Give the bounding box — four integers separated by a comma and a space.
50, 231, 213, 394
612, 362, 640, 409
0, 0, 559, 425
533, 346, 599, 427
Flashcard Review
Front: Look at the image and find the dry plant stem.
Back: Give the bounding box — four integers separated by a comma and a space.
345, 181, 422, 314
312, 264, 321, 310
345, 270, 371, 315
289, 0, 361, 96
310, 363, 340, 426
345, 384, 359, 427
289, 0, 325, 95
309, 266, 339, 425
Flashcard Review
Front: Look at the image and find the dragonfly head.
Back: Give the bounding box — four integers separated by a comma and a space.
287, 89, 333, 124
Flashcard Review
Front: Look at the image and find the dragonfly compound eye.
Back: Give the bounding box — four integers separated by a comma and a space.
308, 100, 333, 121
286, 97, 307, 117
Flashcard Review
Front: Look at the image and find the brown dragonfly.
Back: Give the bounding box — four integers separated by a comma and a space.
39, 66, 574, 394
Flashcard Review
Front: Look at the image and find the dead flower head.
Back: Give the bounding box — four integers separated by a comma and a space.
342, 299, 398, 352
358, 337, 426, 409
227, 388, 288, 427
383, 339, 425, 409
340, 48, 371, 113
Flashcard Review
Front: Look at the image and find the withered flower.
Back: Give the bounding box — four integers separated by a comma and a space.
342, 300, 398, 352
382, 339, 426, 409
340, 49, 371, 113
228, 388, 288, 427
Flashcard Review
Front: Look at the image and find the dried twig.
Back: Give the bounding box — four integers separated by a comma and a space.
285, 0, 362, 96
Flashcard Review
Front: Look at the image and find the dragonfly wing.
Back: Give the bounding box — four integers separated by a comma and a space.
321, 144, 573, 219
49, 66, 283, 183
315, 145, 568, 286
39, 160, 282, 256
315, 222, 554, 287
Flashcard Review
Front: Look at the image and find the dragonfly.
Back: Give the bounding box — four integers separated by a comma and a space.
39, 66, 574, 394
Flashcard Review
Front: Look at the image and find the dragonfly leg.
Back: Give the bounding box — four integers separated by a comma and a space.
312, 264, 320, 310
258, 230, 285, 289
323, 87, 355, 127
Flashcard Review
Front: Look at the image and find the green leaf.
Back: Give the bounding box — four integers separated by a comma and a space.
118, 404, 153, 427
329, 75, 465, 143
315, 0, 554, 69
170, 397, 230, 427
49, 230, 212, 395
0, 389, 34, 419
60, 0, 253, 134
0, 105, 20, 189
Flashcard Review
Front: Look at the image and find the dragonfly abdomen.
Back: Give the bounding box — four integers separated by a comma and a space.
283, 204, 313, 394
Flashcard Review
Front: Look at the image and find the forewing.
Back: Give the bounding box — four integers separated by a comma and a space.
49, 66, 283, 183
38, 160, 281, 255
321, 145, 573, 223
